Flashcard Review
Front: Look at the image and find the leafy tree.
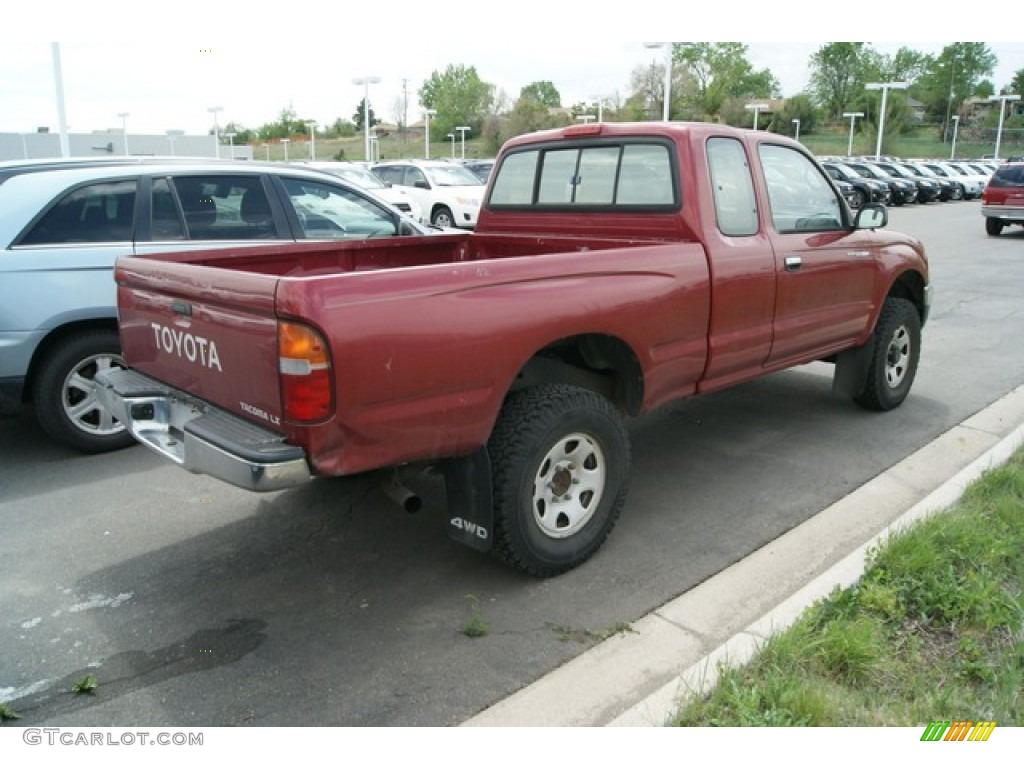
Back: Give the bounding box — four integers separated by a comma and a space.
419, 64, 494, 140
914, 43, 996, 128
221, 121, 254, 144
255, 105, 306, 140
809, 43, 874, 120
765, 93, 819, 136
352, 98, 377, 133
519, 80, 561, 108
1010, 69, 1024, 98
676, 43, 778, 120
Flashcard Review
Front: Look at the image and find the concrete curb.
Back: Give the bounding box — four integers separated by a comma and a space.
462, 385, 1024, 727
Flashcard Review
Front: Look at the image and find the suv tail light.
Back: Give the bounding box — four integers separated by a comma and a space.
278, 321, 333, 422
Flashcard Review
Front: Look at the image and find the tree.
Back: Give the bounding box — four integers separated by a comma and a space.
352, 98, 377, 133
914, 43, 996, 129
418, 64, 494, 140
1010, 69, 1024, 98
809, 43, 874, 120
519, 80, 561, 108
676, 43, 779, 120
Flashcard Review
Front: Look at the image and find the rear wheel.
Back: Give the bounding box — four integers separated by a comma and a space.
487, 384, 630, 577
31, 330, 134, 453
985, 217, 1004, 236
853, 298, 921, 412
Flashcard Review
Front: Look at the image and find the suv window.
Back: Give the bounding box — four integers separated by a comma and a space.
170, 175, 275, 240
280, 177, 399, 238
19, 179, 137, 245
990, 165, 1024, 187
374, 166, 405, 186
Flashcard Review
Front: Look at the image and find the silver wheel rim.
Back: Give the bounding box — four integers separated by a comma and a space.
884, 325, 911, 389
61, 352, 127, 436
532, 432, 606, 539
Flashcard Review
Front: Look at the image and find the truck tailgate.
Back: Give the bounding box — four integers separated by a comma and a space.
115, 257, 285, 429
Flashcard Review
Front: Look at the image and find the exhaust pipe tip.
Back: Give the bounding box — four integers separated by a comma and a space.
382, 475, 423, 514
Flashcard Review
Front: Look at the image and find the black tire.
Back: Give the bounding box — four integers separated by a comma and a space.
31, 330, 135, 453
853, 298, 921, 412
431, 205, 455, 229
985, 217, 1004, 236
487, 384, 630, 577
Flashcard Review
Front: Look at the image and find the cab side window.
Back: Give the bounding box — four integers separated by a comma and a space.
758, 145, 843, 233
707, 138, 758, 236
19, 180, 137, 245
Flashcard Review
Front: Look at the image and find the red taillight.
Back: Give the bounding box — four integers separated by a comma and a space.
278, 321, 333, 422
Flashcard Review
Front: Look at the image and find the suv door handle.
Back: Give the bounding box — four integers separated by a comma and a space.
846, 250, 871, 258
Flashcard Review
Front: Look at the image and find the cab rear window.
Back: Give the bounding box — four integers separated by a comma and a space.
489, 141, 677, 209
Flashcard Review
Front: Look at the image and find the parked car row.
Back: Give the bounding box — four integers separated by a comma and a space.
819, 155, 996, 209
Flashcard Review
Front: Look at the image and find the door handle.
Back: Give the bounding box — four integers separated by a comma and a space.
784, 255, 802, 272
846, 250, 871, 258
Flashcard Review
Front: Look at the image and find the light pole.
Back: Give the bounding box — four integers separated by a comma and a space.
352, 75, 381, 162
865, 82, 908, 160
590, 96, 605, 122
576, 114, 597, 124
208, 106, 223, 158
447, 133, 455, 158
263, 143, 270, 161
306, 121, 317, 161
118, 112, 130, 155
369, 134, 379, 162
423, 108, 436, 159
166, 129, 183, 156
745, 103, 769, 131
281, 138, 290, 162
223, 132, 236, 159
644, 42, 672, 121
990, 94, 1021, 160
792, 118, 800, 142
843, 112, 864, 156
455, 126, 471, 159
950, 115, 960, 160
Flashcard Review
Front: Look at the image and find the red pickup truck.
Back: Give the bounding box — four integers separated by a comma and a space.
96, 122, 931, 577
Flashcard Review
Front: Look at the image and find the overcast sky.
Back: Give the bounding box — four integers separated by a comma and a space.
3, 6, 1021, 137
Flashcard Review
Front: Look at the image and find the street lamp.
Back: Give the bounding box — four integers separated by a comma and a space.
306, 121, 317, 161
352, 75, 381, 163
263, 143, 270, 161
280, 138, 290, 162
447, 132, 455, 158
950, 115, 960, 160
423, 108, 436, 159
842, 112, 864, 156
745, 103, 769, 131
865, 82, 908, 160
576, 114, 597, 124
792, 118, 801, 142
455, 125, 471, 159
369, 134, 379, 162
118, 112, 130, 155
644, 42, 672, 121
223, 132, 236, 159
989, 94, 1021, 160
590, 95, 605, 122
166, 129, 184, 156
208, 106, 223, 158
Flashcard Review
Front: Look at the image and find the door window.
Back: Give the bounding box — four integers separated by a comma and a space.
19, 180, 137, 245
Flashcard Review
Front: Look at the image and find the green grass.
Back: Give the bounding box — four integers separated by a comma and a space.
671, 445, 1024, 727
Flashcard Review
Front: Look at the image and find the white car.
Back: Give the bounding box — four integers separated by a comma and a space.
921, 160, 985, 200
372, 160, 485, 229
303, 161, 424, 223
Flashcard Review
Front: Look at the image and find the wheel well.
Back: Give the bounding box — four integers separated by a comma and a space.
887, 271, 927, 322
512, 335, 643, 416
23, 319, 119, 404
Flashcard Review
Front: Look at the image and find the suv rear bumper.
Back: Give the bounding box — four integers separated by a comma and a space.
982, 204, 1024, 221
95, 368, 311, 492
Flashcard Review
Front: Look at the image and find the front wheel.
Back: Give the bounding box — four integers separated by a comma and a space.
487, 384, 630, 577
31, 330, 135, 453
853, 298, 921, 412
985, 217, 1004, 236
431, 205, 455, 229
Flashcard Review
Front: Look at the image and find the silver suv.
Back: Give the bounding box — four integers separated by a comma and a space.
0, 157, 430, 453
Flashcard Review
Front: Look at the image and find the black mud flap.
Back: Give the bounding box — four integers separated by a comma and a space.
441, 448, 494, 553
832, 342, 873, 398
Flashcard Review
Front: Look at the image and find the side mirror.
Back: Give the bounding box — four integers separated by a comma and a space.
414, 180, 430, 190
854, 203, 887, 230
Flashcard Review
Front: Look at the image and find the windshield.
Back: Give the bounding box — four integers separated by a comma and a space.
333, 166, 388, 190
424, 164, 484, 187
